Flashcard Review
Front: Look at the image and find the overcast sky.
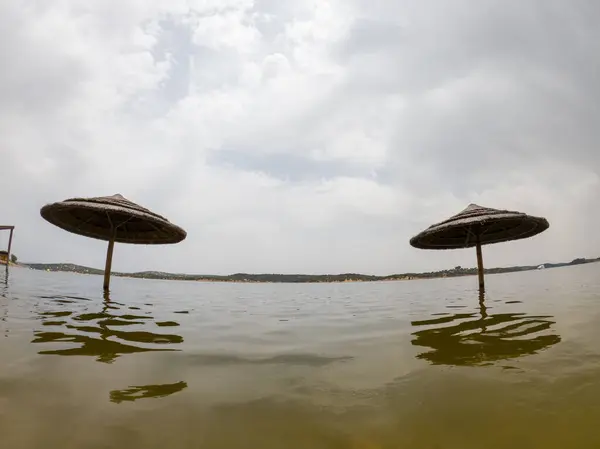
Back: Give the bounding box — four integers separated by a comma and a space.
1, 1, 599, 275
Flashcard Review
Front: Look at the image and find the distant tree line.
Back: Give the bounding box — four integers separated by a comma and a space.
21, 256, 600, 283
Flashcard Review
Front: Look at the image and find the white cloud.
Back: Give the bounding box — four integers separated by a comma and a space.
1, 0, 598, 275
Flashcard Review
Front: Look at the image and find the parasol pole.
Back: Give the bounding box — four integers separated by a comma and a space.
103, 228, 116, 292
475, 233, 484, 292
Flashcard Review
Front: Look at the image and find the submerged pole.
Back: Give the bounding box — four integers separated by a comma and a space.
475, 235, 484, 292
103, 237, 115, 292
478, 289, 487, 330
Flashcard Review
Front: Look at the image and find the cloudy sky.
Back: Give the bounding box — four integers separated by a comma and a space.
1, 0, 599, 275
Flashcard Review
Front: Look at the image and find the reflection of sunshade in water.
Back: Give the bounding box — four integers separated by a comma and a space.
40, 194, 187, 291
411, 304, 561, 366
32, 330, 181, 363
110, 381, 188, 403
409, 204, 549, 291
31, 292, 184, 364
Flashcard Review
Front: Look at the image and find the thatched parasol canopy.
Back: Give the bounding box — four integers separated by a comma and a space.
40, 194, 186, 244
41, 194, 186, 291
410, 204, 549, 291
410, 203, 549, 249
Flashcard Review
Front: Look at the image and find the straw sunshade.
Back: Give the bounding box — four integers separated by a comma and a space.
410, 204, 549, 291
41, 194, 186, 291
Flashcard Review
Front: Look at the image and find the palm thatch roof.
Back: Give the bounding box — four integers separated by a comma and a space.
40, 194, 186, 244
410, 203, 549, 250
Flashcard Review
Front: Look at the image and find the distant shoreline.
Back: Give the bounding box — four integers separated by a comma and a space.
18, 257, 600, 284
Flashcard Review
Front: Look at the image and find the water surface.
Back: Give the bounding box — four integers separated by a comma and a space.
1, 263, 600, 448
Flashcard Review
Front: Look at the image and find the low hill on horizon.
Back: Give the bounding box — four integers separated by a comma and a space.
20, 256, 600, 283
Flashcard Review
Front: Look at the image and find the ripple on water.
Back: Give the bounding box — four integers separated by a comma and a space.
1, 264, 600, 448
31, 293, 185, 364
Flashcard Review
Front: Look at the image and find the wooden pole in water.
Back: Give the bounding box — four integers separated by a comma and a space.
103, 236, 115, 292
475, 234, 484, 293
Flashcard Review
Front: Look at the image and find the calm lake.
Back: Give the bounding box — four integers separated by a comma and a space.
1, 263, 600, 448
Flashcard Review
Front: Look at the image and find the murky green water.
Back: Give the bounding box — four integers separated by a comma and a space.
1, 263, 600, 448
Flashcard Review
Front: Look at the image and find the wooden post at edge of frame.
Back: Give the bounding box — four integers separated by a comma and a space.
7, 228, 13, 267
